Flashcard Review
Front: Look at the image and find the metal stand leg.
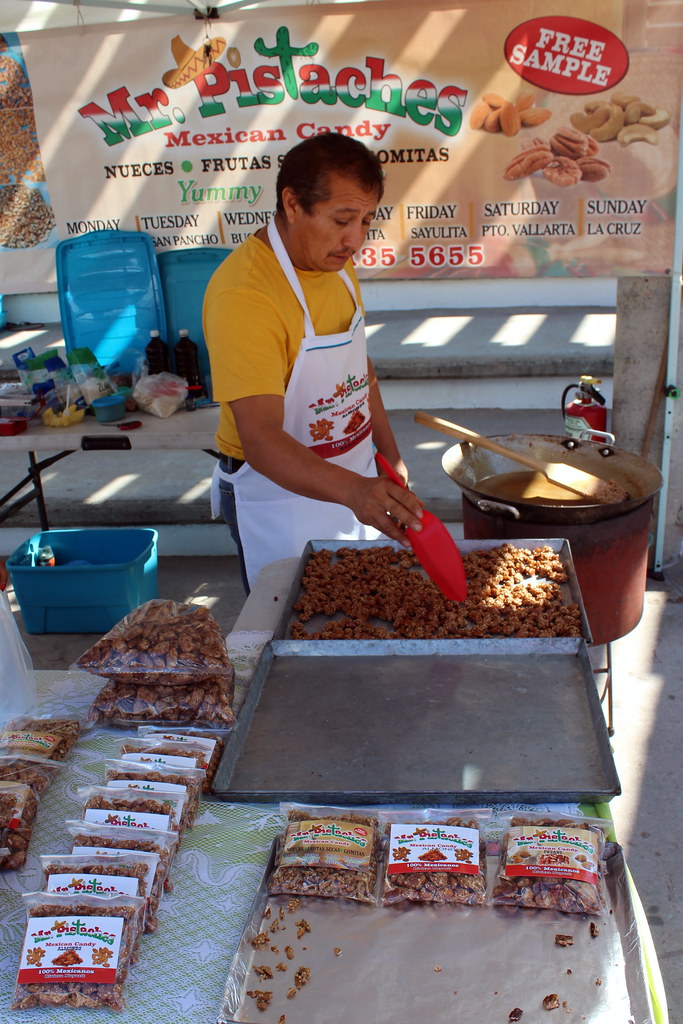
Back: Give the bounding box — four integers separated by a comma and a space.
593, 642, 614, 736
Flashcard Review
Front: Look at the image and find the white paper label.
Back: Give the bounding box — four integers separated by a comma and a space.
83, 807, 171, 831
18, 914, 124, 985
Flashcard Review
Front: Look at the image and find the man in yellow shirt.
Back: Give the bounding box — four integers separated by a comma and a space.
204, 134, 423, 591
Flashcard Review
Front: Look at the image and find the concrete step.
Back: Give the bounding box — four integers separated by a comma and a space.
1, 306, 615, 385
0, 407, 565, 548
366, 306, 615, 379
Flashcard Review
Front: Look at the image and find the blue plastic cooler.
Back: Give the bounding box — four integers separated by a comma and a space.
7, 528, 158, 634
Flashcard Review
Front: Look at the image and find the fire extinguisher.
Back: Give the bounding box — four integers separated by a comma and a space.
561, 375, 608, 440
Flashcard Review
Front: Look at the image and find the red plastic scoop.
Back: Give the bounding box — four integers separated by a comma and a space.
375, 453, 467, 602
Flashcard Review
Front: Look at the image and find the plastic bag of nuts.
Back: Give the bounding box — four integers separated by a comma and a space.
11, 891, 144, 1010
267, 803, 381, 904
0, 715, 82, 760
86, 674, 235, 729
117, 733, 218, 793
378, 808, 492, 905
39, 852, 151, 955
77, 783, 188, 838
103, 757, 205, 831
65, 819, 179, 932
0, 753, 61, 796
0, 782, 38, 870
492, 811, 611, 915
73, 599, 234, 686
137, 726, 227, 792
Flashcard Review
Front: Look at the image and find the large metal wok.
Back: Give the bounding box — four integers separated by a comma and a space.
442, 434, 662, 525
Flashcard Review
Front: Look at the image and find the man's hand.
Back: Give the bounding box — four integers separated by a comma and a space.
347, 470, 423, 547
230, 394, 423, 548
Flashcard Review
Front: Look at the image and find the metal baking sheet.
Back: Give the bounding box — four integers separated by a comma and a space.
212, 638, 619, 803
217, 842, 653, 1024
274, 538, 592, 643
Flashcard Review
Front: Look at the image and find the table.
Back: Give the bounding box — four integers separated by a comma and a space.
0, 559, 669, 1023
0, 406, 219, 530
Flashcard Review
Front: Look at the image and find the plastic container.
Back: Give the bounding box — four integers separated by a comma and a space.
7, 528, 158, 634
156, 247, 231, 399
91, 392, 126, 422
56, 230, 167, 373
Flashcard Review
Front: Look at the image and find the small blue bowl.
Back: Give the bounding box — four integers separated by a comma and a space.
91, 393, 126, 423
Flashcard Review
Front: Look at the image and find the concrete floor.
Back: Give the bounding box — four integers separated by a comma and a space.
4, 550, 682, 1021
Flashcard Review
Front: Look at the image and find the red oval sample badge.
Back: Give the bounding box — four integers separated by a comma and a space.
505, 16, 629, 95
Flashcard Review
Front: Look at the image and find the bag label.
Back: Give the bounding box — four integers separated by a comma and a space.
387, 823, 480, 875
17, 914, 124, 984
83, 808, 171, 832
504, 824, 600, 884
281, 818, 373, 873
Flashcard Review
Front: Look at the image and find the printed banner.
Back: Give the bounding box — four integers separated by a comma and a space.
0, 0, 681, 290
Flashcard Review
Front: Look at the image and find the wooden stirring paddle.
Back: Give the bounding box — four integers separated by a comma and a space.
414, 412, 628, 504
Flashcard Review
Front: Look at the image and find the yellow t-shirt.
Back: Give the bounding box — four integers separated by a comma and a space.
203, 233, 363, 457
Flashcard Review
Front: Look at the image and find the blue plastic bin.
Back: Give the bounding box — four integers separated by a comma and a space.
7, 528, 158, 634
56, 230, 167, 374
156, 247, 231, 398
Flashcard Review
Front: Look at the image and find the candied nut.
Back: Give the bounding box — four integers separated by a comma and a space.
246, 989, 273, 1012
286, 898, 300, 912
550, 127, 591, 158
285, 945, 294, 960
509, 1011, 524, 1022
333, 947, 342, 956
503, 146, 553, 180
554, 934, 574, 947
542, 157, 582, 187
576, 156, 611, 182
543, 993, 561, 1010
590, 922, 600, 938
294, 966, 310, 989
254, 965, 273, 980
434, 964, 442, 972
500, 101, 521, 137
617, 123, 659, 146
286, 988, 297, 999
251, 931, 270, 948
295, 918, 311, 939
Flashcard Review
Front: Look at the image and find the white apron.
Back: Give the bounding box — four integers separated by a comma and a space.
212, 218, 379, 587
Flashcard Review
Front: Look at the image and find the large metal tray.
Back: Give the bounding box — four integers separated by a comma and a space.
217, 842, 653, 1024
275, 538, 592, 643
212, 637, 619, 804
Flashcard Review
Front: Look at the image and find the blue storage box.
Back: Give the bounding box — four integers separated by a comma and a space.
157, 247, 231, 398
56, 230, 167, 374
7, 528, 158, 634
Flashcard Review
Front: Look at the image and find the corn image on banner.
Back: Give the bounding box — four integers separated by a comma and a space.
0, 0, 681, 290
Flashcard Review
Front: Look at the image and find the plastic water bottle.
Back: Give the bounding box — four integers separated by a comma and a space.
173, 329, 201, 389
36, 545, 55, 566
145, 329, 171, 374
